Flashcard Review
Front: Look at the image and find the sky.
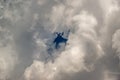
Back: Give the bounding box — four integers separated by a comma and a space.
0, 0, 120, 80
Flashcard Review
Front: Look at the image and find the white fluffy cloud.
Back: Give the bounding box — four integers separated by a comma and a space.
24, 8, 104, 80
0, 0, 120, 80
99, 0, 119, 18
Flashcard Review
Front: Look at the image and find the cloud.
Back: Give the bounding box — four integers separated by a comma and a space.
112, 29, 120, 61
103, 70, 120, 80
23, 8, 104, 80
0, 46, 18, 80
0, 0, 120, 80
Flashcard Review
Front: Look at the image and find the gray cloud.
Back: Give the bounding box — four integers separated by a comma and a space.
0, 0, 120, 80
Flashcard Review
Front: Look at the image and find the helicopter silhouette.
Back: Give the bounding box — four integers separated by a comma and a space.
53, 30, 70, 49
